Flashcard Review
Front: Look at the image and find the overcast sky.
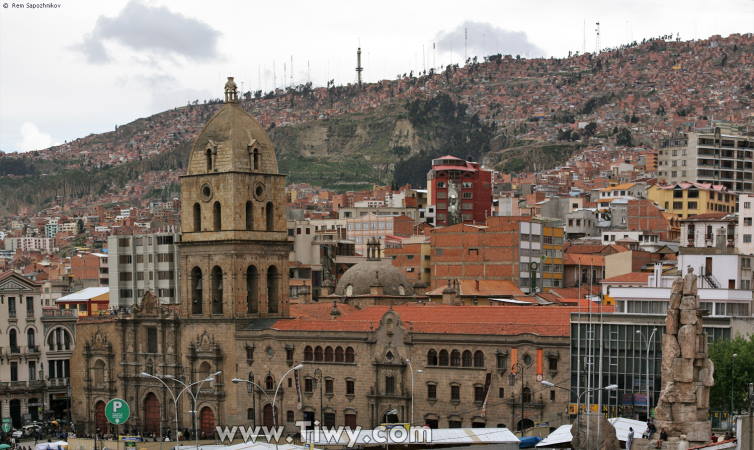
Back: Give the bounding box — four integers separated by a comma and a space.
0, 0, 752, 153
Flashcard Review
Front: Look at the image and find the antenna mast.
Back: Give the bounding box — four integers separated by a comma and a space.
595, 21, 601, 54
356, 47, 364, 86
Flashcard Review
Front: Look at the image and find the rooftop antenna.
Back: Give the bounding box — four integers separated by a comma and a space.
464, 26, 468, 62
257, 64, 261, 92
290, 55, 294, 86
307, 60, 311, 83
356, 47, 364, 86
273, 60, 277, 91
595, 21, 601, 54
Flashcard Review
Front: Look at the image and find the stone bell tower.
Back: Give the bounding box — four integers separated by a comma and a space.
178, 76, 290, 318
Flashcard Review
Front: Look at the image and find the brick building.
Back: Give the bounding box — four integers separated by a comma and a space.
427, 156, 493, 227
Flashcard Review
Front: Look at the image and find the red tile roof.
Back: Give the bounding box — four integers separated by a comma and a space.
424, 279, 524, 297
564, 253, 605, 266
601, 272, 651, 283
272, 304, 578, 336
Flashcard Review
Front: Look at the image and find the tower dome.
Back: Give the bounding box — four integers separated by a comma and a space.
334, 239, 414, 297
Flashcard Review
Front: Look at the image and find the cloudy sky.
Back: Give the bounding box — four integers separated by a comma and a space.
0, 0, 752, 153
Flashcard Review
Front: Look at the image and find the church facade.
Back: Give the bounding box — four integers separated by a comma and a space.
70, 79, 573, 438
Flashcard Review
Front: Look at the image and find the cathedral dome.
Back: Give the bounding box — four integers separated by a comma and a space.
186, 77, 278, 175
334, 239, 414, 297
335, 260, 415, 297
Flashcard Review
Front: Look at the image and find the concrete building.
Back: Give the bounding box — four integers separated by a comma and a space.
0, 272, 76, 427
4, 237, 55, 254
647, 182, 736, 219
70, 252, 109, 287
738, 193, 754, 255
658, 122, 754, 192
107, 231, 180, 307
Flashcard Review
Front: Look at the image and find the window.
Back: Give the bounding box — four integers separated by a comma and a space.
745, 218, 753, 226
191, 267, 203, 314
118, 255, 132, 264
286, 411, 294, 423
462, 350, 472, 367
119, 271, 133, 281
548, 357, 558, 371
522, 387, 532, 403
10, 362, 18, 381
156, 235, 174, 245
266, 202, 274, 231
439, 350, 449, 366
118, 237, 130, 247
385, 376, 395, 394
246, 201, 254, 231
146, 327, 157, 353
304, 378, 314, 393
304, 346, 313, 361
345, 347, 355, 363
427, 384, 437, 400
29, 361, 36, 381
157, 271, 173, 280
286, 347, 294, 362
499, 387, 505, 398
267, 265, 279, 314
193, 203, 201, 231
211, 266, 223, 314
119, 289, 133, 298
450, 350, 461, 366
450, 385, 460, 401
448, 420, 462, 428
427, 349, 438, 366
26, 297, 34, 316
265, 375, 274, 390
346, 379, 355, 395
247, 408, 255, 420
335, 346, 344, 362
550, 390, 556, 401
744, 234, 752, 243
157, 253, 173, 262
325, 378, 334, 394
324, 412, 336, 428
325, 346, 334, 362
213, 201, 222, 231
474, 385, 485, 402
315, 346, 323, 361
247, 265, 259, 314
473, 351, 484, 368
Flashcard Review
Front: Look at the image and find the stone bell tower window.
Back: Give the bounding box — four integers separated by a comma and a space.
206, 148, 213, 171
267, 265, 279, 314
193, 203, 201, 232
191, 267, 203, 314
211, 266, 223, 314
213, 201, 222, 231
245, 201, 253, 231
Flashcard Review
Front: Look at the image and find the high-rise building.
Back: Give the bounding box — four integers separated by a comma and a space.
427, 156, 492, 227
107, 231, 180, 306
658, 122, 754, 192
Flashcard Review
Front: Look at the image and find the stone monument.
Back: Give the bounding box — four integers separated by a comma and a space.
654, 267, 714, 445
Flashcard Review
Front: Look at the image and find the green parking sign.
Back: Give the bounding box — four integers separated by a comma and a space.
105, 398, 130, 425
2, 417, 11, 433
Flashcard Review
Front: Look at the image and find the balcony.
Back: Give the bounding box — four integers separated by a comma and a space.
47, 377, 70, 388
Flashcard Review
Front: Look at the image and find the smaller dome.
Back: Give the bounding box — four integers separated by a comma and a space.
335, 260, 415, 297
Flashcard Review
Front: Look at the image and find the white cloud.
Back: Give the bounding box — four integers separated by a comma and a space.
17, 122, 58, 152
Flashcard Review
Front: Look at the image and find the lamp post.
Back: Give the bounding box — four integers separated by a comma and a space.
511, 362, 525, 435
637, 328, 658, 420
272, 364, 304, 429
232, 377, 273, 430
731, 353, 738, 427
578, 383, 618, 449
405, 359, 416, 427
163, 371, 221, 450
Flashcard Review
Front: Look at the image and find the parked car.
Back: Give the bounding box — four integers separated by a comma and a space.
12, 429, 24, 439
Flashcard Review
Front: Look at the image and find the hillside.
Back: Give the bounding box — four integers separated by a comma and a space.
0, 33, 752, 215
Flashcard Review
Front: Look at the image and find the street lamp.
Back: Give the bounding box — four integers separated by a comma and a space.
272, 364, 304, 430
232, 376, 273, 429
313, 368, 323, 426
140, 372, 179, 440
405, 359, 416, 427
731, 353, 738, 427
573, 384, 618, 449
637, 328, 658, 420
163, 371, 221, 450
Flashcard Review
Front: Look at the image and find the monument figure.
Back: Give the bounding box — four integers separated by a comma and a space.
654, 267, 713, 447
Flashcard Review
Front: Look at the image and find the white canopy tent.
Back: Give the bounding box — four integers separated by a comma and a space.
536, 418, 648, 447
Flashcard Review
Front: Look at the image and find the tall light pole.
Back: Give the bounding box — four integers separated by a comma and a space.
576, 383, 618, 449
405, 359, 416, 427
314, 368, 323, 426
164, 371, 221, 450
512, 362, 525, 434
232, 377, 273, 429
272, 364, 304, 429
637, 328, 658, 420
731, 353, 738, 428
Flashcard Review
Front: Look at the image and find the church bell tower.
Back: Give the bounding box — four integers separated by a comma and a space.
178, 77, 290, 318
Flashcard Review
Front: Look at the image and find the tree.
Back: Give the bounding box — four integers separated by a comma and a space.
583, 122, 598, 137
709, 336, 754, 413
616, 128, 633, 146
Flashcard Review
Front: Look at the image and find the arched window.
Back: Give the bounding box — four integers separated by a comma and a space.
211, 266, 223, 315
267, 265, 279, 314
304, 346, 313, 361
450, 350, 461, 366
47, 327, 72, 351
198, 362, 211, 379
427, 349, 438, 366
522, 387, 532, 403
439, 349, 449, 366
266, 202, 274, 231
462, 350, 472, 367
335, 346, 344, 363
265, 375, 274, 391
246, 373, 255, 393
27, 329, 36, 349
474, 350, 485, 368
345, 347, 355, 363
92, 359, 106, 385
324, 346, 334, 362
245, 201, 254, 230
213, 201, 222, 231
246, 265, 259, 314
9, 329, 17, 351
314, 346, 323, 361
193, 203, 201, 232
206, 149, 213, 171
191, 267, 203, 314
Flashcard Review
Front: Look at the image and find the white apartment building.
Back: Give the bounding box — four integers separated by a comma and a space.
658, 122, 754, 192
739, 194, 754, 255
107, 232, 180, 307
4, 237, 55, 253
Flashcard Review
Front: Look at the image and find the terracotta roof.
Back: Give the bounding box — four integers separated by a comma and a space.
425, 279, 524, 297
564, 253, 605, 266
600, 183, 636, 191
681, 212, 733, 222
270, 304, 579, 336
601, 272, 651, 283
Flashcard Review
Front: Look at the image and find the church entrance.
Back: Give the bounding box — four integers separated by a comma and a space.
200, 407, 215, 438
94, 401, 107, 433
262, 404, 276, 428
143, 393, 160, 435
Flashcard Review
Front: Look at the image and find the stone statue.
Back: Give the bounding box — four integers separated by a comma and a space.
654, 268, 713, 446
224, 76, 238, 103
